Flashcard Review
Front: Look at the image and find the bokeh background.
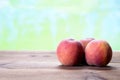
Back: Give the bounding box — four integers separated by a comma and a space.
0, 0, 120, 50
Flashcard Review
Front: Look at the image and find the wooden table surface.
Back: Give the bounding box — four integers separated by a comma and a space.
0, 51, 120, 80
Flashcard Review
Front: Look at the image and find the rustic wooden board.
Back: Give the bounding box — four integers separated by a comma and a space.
0, 51, 120, 80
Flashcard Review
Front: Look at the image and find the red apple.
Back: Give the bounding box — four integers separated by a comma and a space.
85, 40, 112, 67
80, 38, 95, 50
56, 38, 84, 66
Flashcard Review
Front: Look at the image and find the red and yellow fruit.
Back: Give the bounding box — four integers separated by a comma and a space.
56, 39, 84, 66
80, 38, 95, 50
85, 40, 112, 66
79, 38, 95, 64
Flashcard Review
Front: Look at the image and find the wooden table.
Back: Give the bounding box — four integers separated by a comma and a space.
0, 51, 120, 80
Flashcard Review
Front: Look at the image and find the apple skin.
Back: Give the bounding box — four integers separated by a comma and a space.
56, 39, 84, 66
80, 38, 95, 50
85, 40, 112, 67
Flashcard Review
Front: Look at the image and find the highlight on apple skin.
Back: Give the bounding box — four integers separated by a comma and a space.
56, 38, 84, 66
85, 40, 112, 67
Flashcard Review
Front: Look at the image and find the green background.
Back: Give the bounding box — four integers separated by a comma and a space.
0, 0, 120, 50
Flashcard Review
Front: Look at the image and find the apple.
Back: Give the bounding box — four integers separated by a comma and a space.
85, 40, 112, 67
56, 38, 84, 66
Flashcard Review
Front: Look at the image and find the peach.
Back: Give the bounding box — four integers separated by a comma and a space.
85, 40, 112, 66
80, 38, 95, 50
56, 38, 84, 66
79, 38, 95, 64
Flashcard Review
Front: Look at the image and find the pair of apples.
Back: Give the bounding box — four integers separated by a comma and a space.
56, 38, 112, 67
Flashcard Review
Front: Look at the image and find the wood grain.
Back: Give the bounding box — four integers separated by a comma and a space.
0, 51, 120, 80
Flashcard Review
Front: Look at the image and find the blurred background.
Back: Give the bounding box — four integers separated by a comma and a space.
0, 0, 120, 51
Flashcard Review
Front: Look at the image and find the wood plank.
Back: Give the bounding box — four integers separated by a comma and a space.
0, 65, 120, 80
0, 51, 120, 80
